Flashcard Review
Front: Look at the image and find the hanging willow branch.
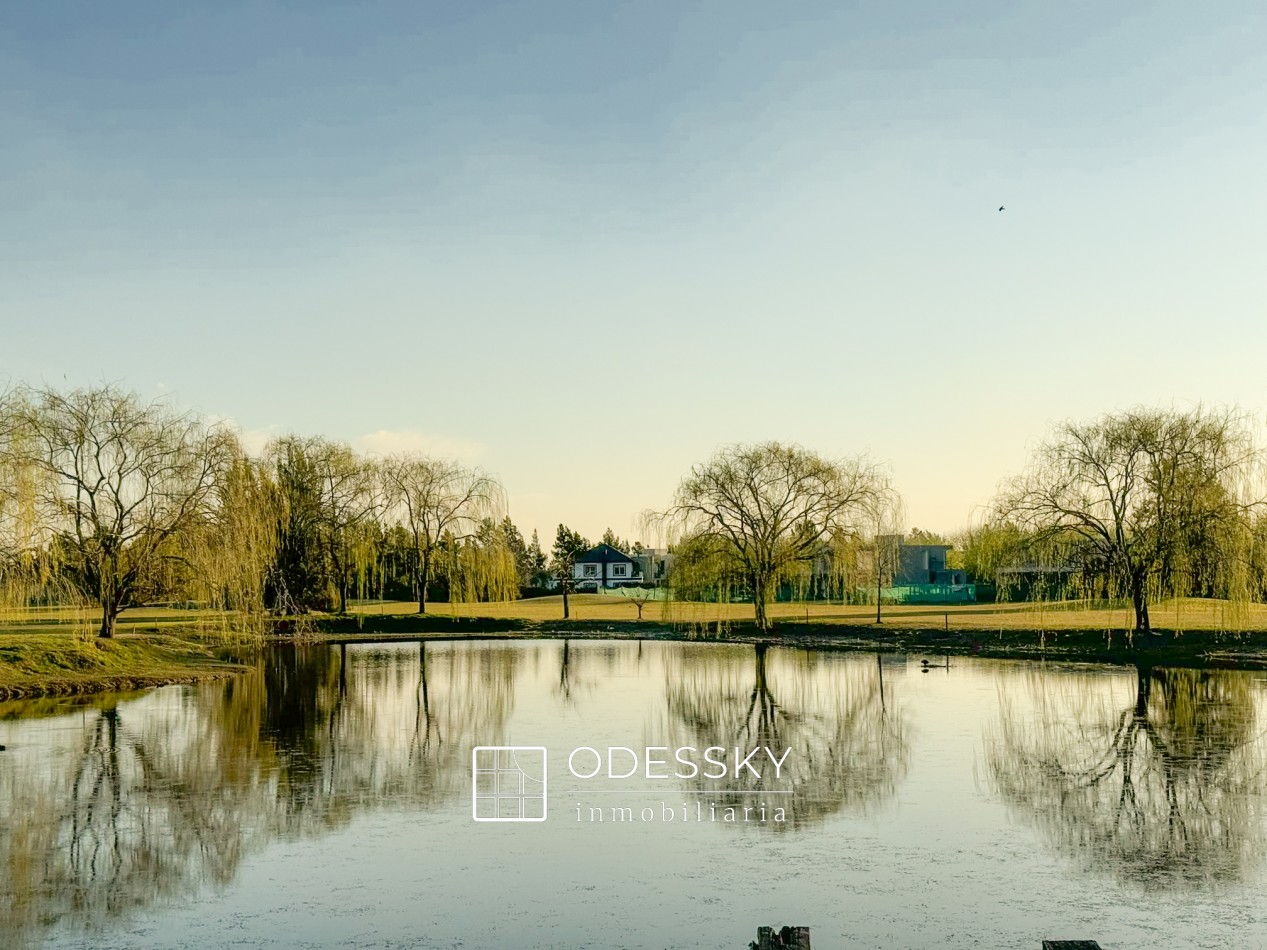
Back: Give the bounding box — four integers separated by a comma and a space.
0, 384, 236, 638
652, 441, 895, 631
380, 454, 512, 612
996, 407, 1266, 633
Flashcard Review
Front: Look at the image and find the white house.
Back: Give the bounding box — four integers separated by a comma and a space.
572, 543, 644, 590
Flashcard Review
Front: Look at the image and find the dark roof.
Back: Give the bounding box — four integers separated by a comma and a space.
574, 543, 636, 565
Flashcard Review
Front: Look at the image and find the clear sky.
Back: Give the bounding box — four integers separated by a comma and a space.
4, 1, 1266, 546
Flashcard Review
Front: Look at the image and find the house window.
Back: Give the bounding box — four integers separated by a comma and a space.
612, 564, 627, 577
583, 564, 597, 578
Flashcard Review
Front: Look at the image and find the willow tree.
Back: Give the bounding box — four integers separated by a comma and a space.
444, 519, 520, 605
0, 408, 53, 613
381, 455, 503, 613
301, 438, 380, 614
657, 442, 890, 630
997, 407, 1263, 634
0, 384, 234, 637
187, 451, 280, 622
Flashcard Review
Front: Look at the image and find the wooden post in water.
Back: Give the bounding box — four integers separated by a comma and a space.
750, 926, 810, 950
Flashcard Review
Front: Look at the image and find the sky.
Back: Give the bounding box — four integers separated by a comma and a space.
4, 1, 1267, 546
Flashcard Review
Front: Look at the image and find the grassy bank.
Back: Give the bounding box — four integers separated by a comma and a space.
6, 594, 1267, 701
0, 633, 242, 701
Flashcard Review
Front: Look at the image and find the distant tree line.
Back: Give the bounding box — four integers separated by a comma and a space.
649, 409, 1267, 634
3, 384, 1266, 637
0, 384, 559, 636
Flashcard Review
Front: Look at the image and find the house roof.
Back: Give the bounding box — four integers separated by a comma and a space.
574, 543, 636, 565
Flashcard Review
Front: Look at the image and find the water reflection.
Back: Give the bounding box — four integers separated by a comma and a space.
656, 643, 908, 829
0, 642, 519, 948
986, 664, 1267, 888
4, 641, 1266, 949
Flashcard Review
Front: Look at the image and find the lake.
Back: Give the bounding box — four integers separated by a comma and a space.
2, 639, 1265, 949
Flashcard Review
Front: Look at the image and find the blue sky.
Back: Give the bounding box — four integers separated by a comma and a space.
4, 1, 1266, 543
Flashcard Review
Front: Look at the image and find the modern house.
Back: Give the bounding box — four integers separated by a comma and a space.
572, 543, 644, 591
632, 547, 674, 587
869, 535, 974, 604
890, 539, 968, 586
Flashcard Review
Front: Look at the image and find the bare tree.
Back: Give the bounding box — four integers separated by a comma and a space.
656, 442, 891, 631
864, 492, 905, 624
619, 586, 655, 620
997, 407, 1262, 633
0, 384, 234, 637
381, 455, 502, 614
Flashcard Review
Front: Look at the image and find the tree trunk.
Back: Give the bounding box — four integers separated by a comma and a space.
1130, 572, 1151, 634
753, 571, 770, 631
875, 562, 882, 624
562, 581, 570, 620
98, 601, 118, 639
417, 551, 430, 615
331, 540, 348, 614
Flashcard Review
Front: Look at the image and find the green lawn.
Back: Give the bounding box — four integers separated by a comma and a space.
0, 632, 240, 700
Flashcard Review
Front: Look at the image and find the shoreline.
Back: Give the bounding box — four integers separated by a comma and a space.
6, 611, 1267, 701
0, 633, 244, 701
312, 614, 1267, 669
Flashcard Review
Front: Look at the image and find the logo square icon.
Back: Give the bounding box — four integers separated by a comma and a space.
472, 746, 547, 822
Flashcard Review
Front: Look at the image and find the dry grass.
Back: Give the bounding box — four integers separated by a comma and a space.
0, 604, 252, 638
350, 595, 1267, 632
4, 595, 1265, 640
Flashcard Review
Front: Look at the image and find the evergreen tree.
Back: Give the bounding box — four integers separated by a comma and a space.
526, 529, 549, 588
601, 527, 629, 553
499, 516, 533, 589
551, 525, 590, 619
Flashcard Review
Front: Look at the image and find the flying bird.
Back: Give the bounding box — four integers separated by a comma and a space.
998, 205, 1005, 212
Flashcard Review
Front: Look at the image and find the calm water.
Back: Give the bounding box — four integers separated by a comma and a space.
2, 639, 1266, 949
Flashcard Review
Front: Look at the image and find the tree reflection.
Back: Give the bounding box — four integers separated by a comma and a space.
0, 641, 519, 946
1, 695, 276, 949
658, 643, 908, 830
986, 665, 1267, 887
